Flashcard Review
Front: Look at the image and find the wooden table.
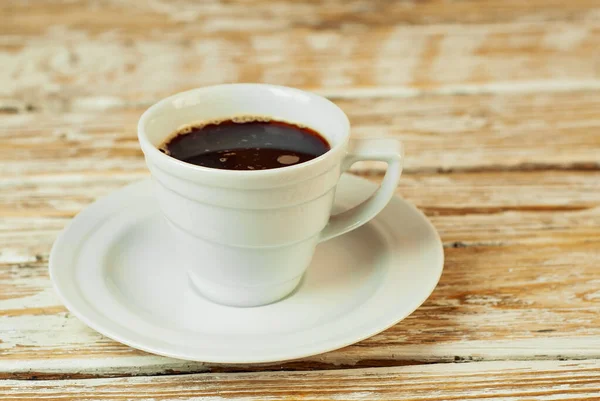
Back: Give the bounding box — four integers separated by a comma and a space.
2, 1, 600, 399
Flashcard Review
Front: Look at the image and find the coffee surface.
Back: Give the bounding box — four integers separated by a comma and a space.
161, 119, 330, 170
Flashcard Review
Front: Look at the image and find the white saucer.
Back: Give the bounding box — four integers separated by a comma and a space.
50, 174, 444, 363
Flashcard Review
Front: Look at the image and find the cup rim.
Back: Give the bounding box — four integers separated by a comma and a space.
138, 84, 350, 180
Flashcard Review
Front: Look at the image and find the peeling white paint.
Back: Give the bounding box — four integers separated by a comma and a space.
543, 26, 589, 51
584, 291, 600, 301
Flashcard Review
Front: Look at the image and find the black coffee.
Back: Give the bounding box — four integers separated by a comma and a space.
160, 118, 330, 170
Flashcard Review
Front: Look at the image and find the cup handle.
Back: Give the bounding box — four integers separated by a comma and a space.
319, 138, 404, 242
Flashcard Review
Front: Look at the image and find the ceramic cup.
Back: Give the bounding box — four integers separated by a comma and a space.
138, 84, 403, 307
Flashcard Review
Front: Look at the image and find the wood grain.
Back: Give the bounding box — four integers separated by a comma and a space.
2, 0, 600, 394
5, 0, 600, 36
2, 170, 600, 252
2, 360, 600, 400
2, 90, 600, 177
2, 1, 600, 108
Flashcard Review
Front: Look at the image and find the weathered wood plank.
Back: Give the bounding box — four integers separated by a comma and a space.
2, 360, 600, 400
1, 170, 599, 258
2, 90, 600, 176
4, 0, 600, 37
2, 1, 600, 107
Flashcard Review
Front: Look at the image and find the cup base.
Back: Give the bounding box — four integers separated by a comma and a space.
188, 273, 303, 307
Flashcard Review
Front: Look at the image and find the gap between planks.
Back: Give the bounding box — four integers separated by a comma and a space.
1, 359, 600, 400
0, 352, 598, 381
1, 162, 599, 184
5, 80, 600, 114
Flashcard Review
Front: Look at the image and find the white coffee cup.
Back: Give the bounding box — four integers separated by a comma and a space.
138, 84, 403, 307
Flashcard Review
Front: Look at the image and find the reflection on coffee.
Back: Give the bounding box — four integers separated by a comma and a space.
160, 117, 330, 170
